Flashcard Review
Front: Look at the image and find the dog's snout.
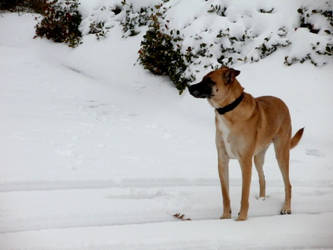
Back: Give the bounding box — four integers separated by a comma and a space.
188, 83, 212, 98
188, 85, 200, 97
191, 89, 200, 97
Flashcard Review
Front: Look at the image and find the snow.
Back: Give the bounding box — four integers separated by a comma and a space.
1, 2, 333, 249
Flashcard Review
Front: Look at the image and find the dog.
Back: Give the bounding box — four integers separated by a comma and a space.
188, 66, 304, 221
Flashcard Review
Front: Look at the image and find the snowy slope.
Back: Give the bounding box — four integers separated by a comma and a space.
0, 8, 333, 250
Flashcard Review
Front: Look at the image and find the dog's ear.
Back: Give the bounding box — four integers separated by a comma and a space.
224, 68, 240, 85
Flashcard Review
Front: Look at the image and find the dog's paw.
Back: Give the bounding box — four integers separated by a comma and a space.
236, 215, 247, 221
220, 214, 232, 219
280, 204, 292, 215
236, 212, 248, 221
255, 195, 266, 201
280, 209, 292, 215
220, 209, 232, 219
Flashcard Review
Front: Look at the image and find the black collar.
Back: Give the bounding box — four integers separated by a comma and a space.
216, 93, 244, 115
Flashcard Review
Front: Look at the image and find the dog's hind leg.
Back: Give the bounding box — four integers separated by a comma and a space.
273, 134, 292, 215
254, 147, 268, 198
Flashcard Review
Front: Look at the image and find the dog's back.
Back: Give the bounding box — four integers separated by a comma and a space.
255, 96, 292, 148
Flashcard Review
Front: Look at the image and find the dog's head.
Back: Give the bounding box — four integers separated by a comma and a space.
188, 67, 240, 102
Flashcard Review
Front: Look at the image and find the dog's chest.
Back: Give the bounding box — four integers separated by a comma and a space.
216, 116, 237, 159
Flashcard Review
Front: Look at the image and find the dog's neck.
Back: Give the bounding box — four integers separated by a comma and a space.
216, 92, 244, 115
214, 80, 244, 114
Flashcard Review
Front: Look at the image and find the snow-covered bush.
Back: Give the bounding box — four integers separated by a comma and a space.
136, 0, 333, 92
88, 20, 109, 40
139, 13, 191, 93
80, 3, 121, 40
80, 0, 157, 40
120, 2, 153, 37
35, 0, 82, 47
19, 0, 333, 92
138, 0, 295, 92
0, 0, 47, 13
0, 0, 21, 10
284, 4, 333, 66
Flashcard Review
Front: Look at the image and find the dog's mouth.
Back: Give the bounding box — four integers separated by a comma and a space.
190, 90, 212, 98
188, 84, 213, 99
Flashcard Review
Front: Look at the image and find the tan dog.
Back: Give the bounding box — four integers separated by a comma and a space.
188, 66, 304, 221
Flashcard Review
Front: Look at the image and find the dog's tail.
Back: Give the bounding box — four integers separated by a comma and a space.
290, 128, 304, 149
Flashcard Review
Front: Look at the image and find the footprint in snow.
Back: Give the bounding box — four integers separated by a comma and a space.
305, 149, 323, 157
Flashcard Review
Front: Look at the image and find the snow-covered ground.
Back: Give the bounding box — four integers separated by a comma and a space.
1, 9, 333, 250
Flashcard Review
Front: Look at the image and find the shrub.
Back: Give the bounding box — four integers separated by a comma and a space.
89, 20, 110, 40
83, 5, 121, 40
0, 0, 22, 10
139, 14, 191, 93
35, 0, 82, 48
207, 4, 227, 16
284, 5, 332, 66
83, 1, 153, 40
0, 0, 47, 13
216, 28, 256, 65
120, 2, 152, 37
29, 0, 49, 14
139, 1, 332, 92
254, 31, 291, 60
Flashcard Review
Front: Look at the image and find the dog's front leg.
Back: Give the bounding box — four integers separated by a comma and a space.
218, 154, 231, 219
216, 130, 231, 219
237, 156, 253, 221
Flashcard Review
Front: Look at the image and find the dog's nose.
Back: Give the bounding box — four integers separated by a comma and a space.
191, 89, 200, 97
188, 83, 211, 98
188, 85, 200, 97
